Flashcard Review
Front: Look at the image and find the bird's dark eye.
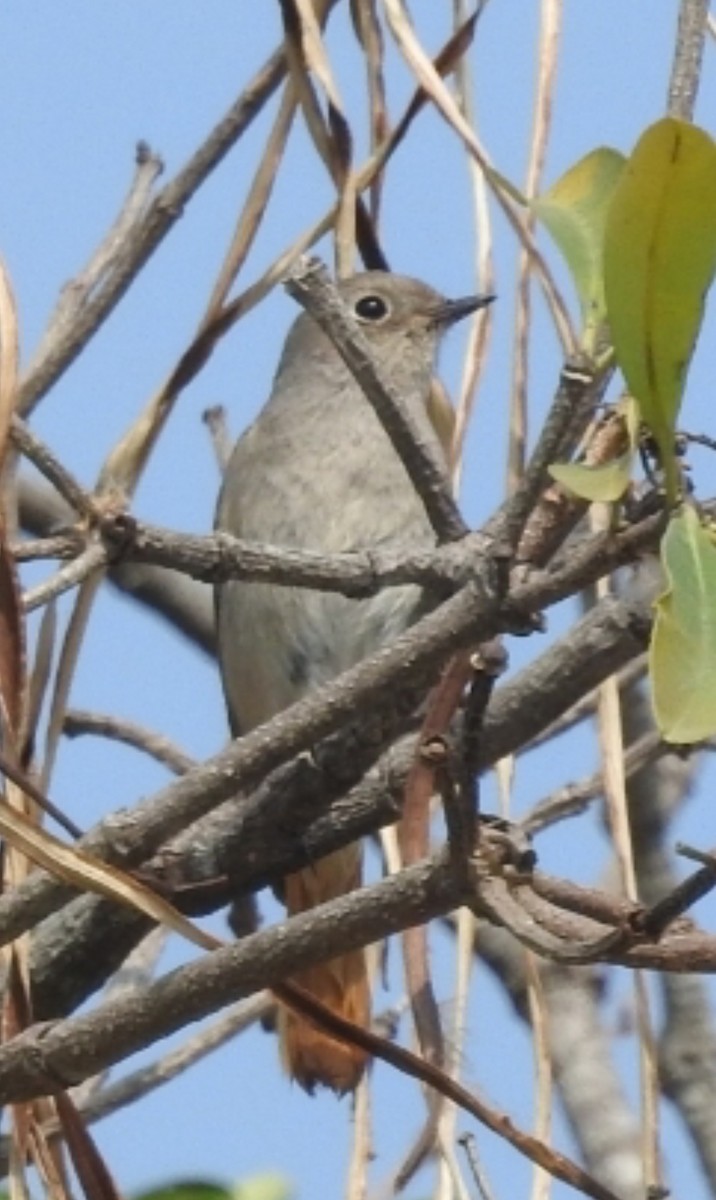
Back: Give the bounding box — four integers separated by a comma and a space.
354, 294, 389, 322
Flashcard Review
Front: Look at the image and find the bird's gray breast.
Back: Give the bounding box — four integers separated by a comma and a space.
215, 362, 441, 732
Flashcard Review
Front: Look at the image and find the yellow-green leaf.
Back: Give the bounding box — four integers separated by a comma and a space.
549, 455, 632, 502
603, 118, 716, 502
234, 1177, 293, 1200
532, 148, 626, 346
650, 504, 716, 742
135, 1184, 231, 1200
548, 395, 640, 502
134, 1179, 293, 1200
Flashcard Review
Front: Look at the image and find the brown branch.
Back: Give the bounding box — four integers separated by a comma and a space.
0, 858, 463, 1102
524, 654, 647, 753
4, 851, 714, 1197
1, 583, 655, 1028
274, 981, 622, 1200
62, 710, 196, 777
454, 640, 506, 849
0, 579, 498, 951
99, 512, 487, 596
395, 655, 475, 1155
0, 520, 664, 958
479, 594, 653, 766
0, 578, 651, 1039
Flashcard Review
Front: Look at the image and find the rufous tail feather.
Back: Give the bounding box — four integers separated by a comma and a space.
280, 843, 369, 1093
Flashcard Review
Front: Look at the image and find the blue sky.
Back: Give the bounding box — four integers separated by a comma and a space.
2, 4, 716, 1199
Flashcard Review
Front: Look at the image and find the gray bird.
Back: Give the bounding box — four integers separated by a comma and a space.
215, 270, 490, 1093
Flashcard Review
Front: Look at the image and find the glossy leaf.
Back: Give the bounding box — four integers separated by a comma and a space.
603, 118, 716, 501
651, 505, 716, 742
533, 147, 626, 343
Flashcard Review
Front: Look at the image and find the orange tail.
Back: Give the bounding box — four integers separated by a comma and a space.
280, 843, 370, 1094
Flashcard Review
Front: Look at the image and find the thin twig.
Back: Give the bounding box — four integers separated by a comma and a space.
450, 0, 496, 487
22, 544, 108, 613
16, 38, 302, 416
12, 418, 97, 520
522, 730, 667, 834
12, 534, 83, 564
454, 640, 506, 852
507, 0, 562, 490
458, 1133, 497, 1200
72, 927, 168, 1106
524, 654, 647, 752
201, 83, 299, 320
667, 0, 709, 120
0, 745, 82, 841
346, 1070, 373, 1200
63, 710, 196, 776
275, 980, 623, 1200
28, 144, 164, 373
19, 479, 215, 658
382, 0, 577, 356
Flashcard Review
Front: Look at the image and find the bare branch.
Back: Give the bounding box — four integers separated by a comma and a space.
18, 46, 290, 415
19, 479, 215, 656
63, 710, 196, 777
0, 859, 462, 1102
667, 0, 708, 120
12, 418, 97, 520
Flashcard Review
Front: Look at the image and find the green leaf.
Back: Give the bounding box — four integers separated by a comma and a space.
134, 1177, 293, 1200
547, 395, 640, 502
603, 118, 716, 502
548, 455, 632, 502
234, 1175, 293, 1200
532, 147, 626, 347
134, 1183, 231, 1200
651, 505, 716, 742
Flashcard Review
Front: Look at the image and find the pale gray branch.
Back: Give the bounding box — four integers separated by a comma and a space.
667, 0, 709, 120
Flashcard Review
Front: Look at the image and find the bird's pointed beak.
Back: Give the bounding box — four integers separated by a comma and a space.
433, 292, 495, 327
